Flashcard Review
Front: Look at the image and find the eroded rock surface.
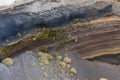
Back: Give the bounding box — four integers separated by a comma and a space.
0, 52, 120, 80
0, 0, 120, 45
0, 0, 120, 80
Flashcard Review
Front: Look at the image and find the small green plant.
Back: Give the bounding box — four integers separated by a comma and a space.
64, 46, 73, 51
35, 28, 64, 40
57, 38, 75, 46
78, 25, 90, 29
58, 39, 69, 46
2, 58, 13, 66
41, 45, 48, 52
53, 52, 59, 57
42, 33, 49, 39
42, 72, 48, 78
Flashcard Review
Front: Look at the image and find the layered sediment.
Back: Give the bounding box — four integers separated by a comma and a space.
0, 16, 120, 61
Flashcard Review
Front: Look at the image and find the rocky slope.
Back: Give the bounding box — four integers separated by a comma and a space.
0, 0, 120, 80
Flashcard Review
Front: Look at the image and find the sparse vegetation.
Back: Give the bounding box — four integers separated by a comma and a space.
2, 58, 13, 66
64, 46, 73, 51
70, 68, 77, 74
41, 45, 48, 52
57, 39, 71, 46
30, 62, 36, 66
78, 25, 90, 29
42, 72, 48, 78
39, 28, 64, 40
36, 51, 77, 78
26, 51, 33, 55
59, 61, 67, 69
63, 57, 71, 64
56, 55, 62, 60
37, 52, 53, 65
53, 52, 59, 57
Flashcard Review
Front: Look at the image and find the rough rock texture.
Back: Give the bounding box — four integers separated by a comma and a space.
0, 0, 119, 45
0, 0, 120, 80
0, 52, 120, 80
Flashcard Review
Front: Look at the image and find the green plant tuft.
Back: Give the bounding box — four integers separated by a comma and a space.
41, 45, 48, 52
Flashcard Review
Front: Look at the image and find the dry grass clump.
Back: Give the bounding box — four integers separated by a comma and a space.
2, 58, 13, 66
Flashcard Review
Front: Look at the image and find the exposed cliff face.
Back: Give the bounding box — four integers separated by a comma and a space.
0, 15, 120, 80
0, 0, 120, 45
0, 1, 114, 45
0, 0, 120, 80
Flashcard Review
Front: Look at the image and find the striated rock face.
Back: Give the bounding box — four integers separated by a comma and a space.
0, 0, 115, 45
0, 0, 120, 80
0, 16, 120, 80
